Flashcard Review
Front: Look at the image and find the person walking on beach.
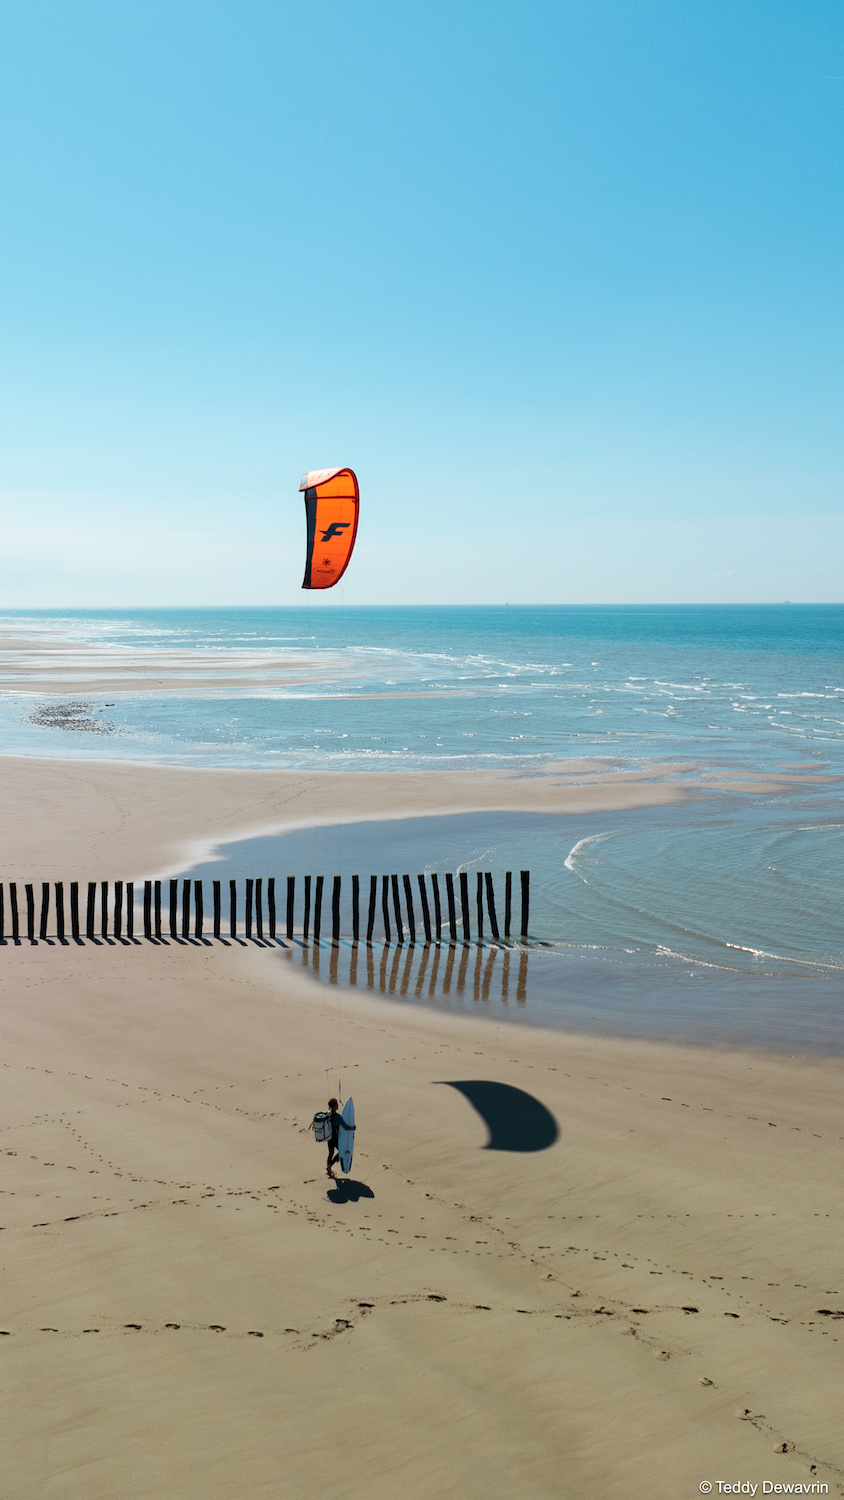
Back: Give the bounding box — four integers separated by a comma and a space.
325, 1097, 343, 1178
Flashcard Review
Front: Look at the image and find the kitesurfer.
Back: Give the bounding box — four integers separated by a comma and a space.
325, 1097, 343, 1178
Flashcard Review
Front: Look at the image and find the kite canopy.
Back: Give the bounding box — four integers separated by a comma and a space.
300, 467, 359, 590
299, 468, 345, 491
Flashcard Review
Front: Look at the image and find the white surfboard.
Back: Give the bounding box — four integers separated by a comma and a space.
338, 1097, 355, 1175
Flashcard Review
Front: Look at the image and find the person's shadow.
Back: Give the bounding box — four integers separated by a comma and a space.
326, 1179, 375, 1204
437, 1080, 559, 1152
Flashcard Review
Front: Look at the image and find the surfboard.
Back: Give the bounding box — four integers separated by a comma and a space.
338, 1097, 355, 1175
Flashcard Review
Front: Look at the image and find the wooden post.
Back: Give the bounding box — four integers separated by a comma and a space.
11, 883, 20, 943
26, 883, 35, 942
267, 878, 276, 940
169, 880, 178, 940
313, 875, 324, 943
70, 882, 80, 940
351, 874, 360, 943
56, 882, 66, 941
445, 873, 457, 942
87, 882, 96, 939
459, 872, 470, 943
126, 882, 134, 940
114, 880, 123, 939
194, 881, 203, 939
475, 871, 484, 944
366, 875, 377, 943
390, 874, 403, 943
332, 876, 341, 942
303, 876, 311, 942
144, 880, 152, 938
154, 880, 162, 940
431, 874, 442, 943
286, 876, 295, 939
255, 878, 263, 940
39, 882, 50, 940
417, 874, 431, 942
381, 876, 391, 943
520, 869, 529, 938
213, 880, 221, 939
504, 871, 512, 938
181, 879, 191, 940
484, 872, 500, 940
403, 874, 416, 944
100, 881, 109, 939
245, 879, 253, 939
229, 878, 237, 938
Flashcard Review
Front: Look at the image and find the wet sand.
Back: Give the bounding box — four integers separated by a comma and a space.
1, 757, 842, 1497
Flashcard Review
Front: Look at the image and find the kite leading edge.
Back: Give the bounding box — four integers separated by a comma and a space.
300, 467, 359, 589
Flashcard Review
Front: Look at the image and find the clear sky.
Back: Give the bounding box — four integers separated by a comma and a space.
1, 1, 842, 606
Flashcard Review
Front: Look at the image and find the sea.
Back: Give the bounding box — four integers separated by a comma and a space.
3, 604, 844, 1050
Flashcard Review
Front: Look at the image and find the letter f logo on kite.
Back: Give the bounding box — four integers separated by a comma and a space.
320, 521, 351, 542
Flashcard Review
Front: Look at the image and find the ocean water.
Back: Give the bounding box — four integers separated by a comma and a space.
3, 605, 844, 1042
2, 603, 844, 771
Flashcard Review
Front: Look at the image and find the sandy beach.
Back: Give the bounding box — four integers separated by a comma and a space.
2, 757, 843, 1498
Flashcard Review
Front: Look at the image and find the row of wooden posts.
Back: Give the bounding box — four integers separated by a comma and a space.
0, 871, 530, 946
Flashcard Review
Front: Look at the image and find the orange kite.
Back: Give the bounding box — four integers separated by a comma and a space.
300, 467, 360, 589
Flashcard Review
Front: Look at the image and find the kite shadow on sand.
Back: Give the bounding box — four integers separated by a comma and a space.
437, 1080, 559, 1153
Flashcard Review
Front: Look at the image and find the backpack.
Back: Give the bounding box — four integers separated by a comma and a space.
310, 1111, 333, 1142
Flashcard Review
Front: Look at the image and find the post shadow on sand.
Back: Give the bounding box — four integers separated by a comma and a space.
438, 1080, 559, 1152
326, 1179, 375, 1204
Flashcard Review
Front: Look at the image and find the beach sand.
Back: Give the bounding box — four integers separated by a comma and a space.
1, 758, 842, 1498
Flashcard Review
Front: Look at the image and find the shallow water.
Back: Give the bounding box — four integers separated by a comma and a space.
181, 804, 844, 975
2, 603, 844, 772
176, 802, 844, 1052
283, 939, 844, 1055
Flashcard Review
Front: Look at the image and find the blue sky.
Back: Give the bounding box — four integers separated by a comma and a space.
1, 1, 842, 605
